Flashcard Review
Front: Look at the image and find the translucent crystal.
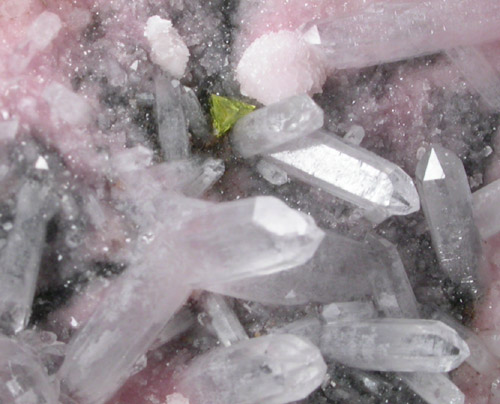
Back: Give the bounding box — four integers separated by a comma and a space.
269, 317, 322, 346
230, 94, 324, 157
446, 46, 500, 111
472, 178, 500, 240
42, 83, 91, 127
149, 306, 194, 351
210, 94, 256, 137
302, 0, 500, 70
256, 159, 289, 186
0, 119, 19, 141
186, 196, 324, 286
322, 301, 377, 323
0, 180, 56, 334
320, 319, 470, 372
176, 334, 327, 404
344, 124, 365, 146
205, 229, 376, 305
266, 130, 420, 217
155, 74, 189, 160
180, 86, 211, 143
399, 373, 465, 404
201, 293, 248, 347
415, 145, 483, 294
0, 335, 59, 404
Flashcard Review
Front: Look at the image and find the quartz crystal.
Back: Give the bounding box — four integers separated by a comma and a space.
149, 306, 195, 351
176, 334, 327, 404
303, 0, 500, 71
415, 145, 483, 295
201, 293, 248, 346
0, 335, 59, 404
0, 180, 56, 335
155, 74, 189, 160
322, 301, 377, 323
269, 317, 322, 346
473, 178, 500, 240
256, 159, 289, 186
398, 373, 465, 404
180, 85, 211, 144
230, 94, 324, 157
266, 130, 420, 217
320, 319, 470, 372
206, 228, 376, 305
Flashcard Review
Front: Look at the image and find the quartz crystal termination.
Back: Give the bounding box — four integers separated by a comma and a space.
415, 145, 483, 296
302, 0, 500, 71
320, 319, 470, 372
0, 335, 59, 404
59, 195, 323, 404
230, 94, 324, 158
176, 334, 327, 404
266, 130, 420, 218
0, 180, 57, 335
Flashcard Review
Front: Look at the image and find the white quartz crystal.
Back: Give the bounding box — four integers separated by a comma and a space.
145, 16, 189, 79
399, 373, 465, 404
322, 301, 377, 323
415, 145, 483, 295
231, 94, 324, 157
320, 319, 470, 372
256, 159, 289, 186
177, 334, 327, 404
473, 178, 500, 240
267, 130, 420, 217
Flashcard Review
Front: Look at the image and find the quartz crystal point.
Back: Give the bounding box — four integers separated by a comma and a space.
0, 180, 56, 334
201, 293, 248, 347
180, 86, 211, 144
176, 334, 327, 404
398, 373, 465, 404
266, 130, 420, 217
155, 73, 189, 160
473, 178, 500, 240
205, 228, 375, 305
320, 319, 470, 372
446, 46, 500, 111
230, 94, 324, 158
0, 335, 59, 404
415, 145, 483, 295
256, 159, 289, 186
302, 0, 500, 71
186, 196, 324, 286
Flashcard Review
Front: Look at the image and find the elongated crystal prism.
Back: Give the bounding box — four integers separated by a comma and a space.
186, 196, 324, 286
303, 0, 500, 70
0, 335, 59, 404
231, 94, 324, 157
398, 373, 465, 404
0, 180, 56, 334
266, 130, 419, 217
322, 301, 377, 323
177, 334, 327, 404
320, 319, 470, 372
205, 229, 375, 305
155, 74, 189, 160
473, 178, 500, 240
415, 145, 483, 295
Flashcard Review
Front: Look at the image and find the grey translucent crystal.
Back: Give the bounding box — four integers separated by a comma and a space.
176, 334, 327, 404
266, 130, 420, 217
398, 373, 465, 404
320, 319, 470, 372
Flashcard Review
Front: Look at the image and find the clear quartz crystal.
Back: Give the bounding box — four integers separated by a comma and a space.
176, 334, 327, 404
230, 94, 324, 158
302, 0, 500, 70
0, 180, 56, 335
0, 335, 59, 404
472, 178, 500, 240
320, 319, 470, 372
322, 301, 377, 323
398, 373, 465, 404
415, 145, 483, 295
201, 293, 248, 347
205, 229, 377, 305
269, 317, 323, 346
256, 159, 289, 186
266, 130, 420, 217
155, 74, 189, 160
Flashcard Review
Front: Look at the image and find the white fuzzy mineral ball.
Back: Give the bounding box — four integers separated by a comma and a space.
236, 30, 327, 105
145, 15, 190, 79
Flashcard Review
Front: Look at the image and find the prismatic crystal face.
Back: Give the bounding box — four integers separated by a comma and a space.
1, 1, 500, 404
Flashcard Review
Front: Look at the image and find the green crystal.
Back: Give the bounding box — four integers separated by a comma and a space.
210, 94, 256, 137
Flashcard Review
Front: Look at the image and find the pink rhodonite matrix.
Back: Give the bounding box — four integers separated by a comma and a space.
1, 0, 500, 404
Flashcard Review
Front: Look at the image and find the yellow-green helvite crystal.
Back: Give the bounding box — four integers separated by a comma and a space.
210, 94, 256, 137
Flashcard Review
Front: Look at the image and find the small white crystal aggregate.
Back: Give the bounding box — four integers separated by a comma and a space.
42, 83, 91, 127
145, 16, 190, 79
236, 30, 327, 105
231, 94, 324, 157
177, 334, 327, 404
320, 319, 470, 372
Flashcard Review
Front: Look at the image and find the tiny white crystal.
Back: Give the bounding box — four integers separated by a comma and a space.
145, 16, 190, 79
